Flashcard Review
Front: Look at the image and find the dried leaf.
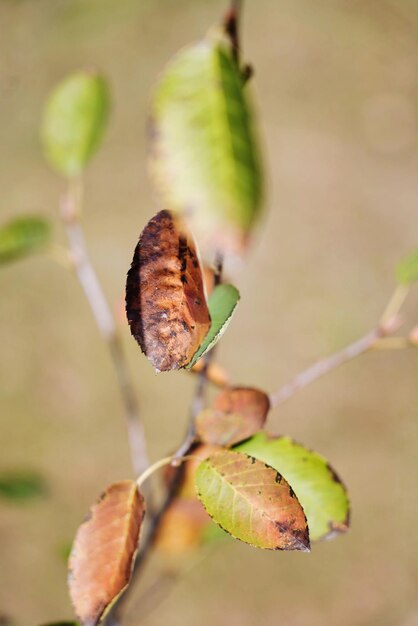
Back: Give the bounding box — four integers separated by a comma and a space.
126, 210, 211, 372
235, 434, 350, 541
68, 481, 145, 626
155, 498, 212, 555
149, 30, 264, 254
0, 216, 51, 266
187, 284, 240, 368
196, 387, 270, 447
195, 450, 310, 551
42, 71, 109, 177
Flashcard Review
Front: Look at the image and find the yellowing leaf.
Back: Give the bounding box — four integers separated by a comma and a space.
150, 31, 264, 254
195, 450, 310, 551
126, 210, 211, 372
196, 386, 270, 447
235, 434, 350, 541
68, 481, 145, 626
0, 216, 50, 265
42, 71, 109, 177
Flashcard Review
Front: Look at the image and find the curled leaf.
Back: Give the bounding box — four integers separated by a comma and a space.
68, 481, 145, 626
195, 450, 310, 551
150, 31, 264, 254
126, 210, 211, 372
196, 386, 270, 447
235, 434, 350, 541
0, 216, 51, 266
42, 71, 109, 176
187, 284, 240, 368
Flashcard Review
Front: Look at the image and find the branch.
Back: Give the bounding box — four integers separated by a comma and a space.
269, 315, 403, 408
60, 181, 149, 477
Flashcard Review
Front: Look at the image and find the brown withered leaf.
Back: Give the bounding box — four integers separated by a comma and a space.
196, 387, 270, 447
155, 497, 211, 556
68, 481, 145, 626
126, 210, 211, 371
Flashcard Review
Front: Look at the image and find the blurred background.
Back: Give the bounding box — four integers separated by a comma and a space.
1, 0, 418, 624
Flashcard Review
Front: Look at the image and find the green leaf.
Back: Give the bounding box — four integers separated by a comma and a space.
188, 284, 239, 368
235, 433, 350, 541
0, 216, 51, 265
0, 470, 46, 502
150, 30, 264, 253
396, 249, 418, 285
42, 71, 110, 177
195, 450, 310, 551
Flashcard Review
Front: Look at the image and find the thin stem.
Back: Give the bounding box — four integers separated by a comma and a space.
269, 316, 403, 408
380, 284, 409, 326
136, 454, 197, 489
60, 180, 149, 477
224, 0, 243, 65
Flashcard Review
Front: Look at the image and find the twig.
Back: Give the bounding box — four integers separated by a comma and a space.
224, 0, 243, 65
269, 316, 403, 408
60, 180, 149, 477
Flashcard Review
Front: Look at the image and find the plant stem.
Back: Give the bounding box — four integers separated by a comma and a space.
269, 316, 403, 408
60, 180, 149, 477
224, 0, 243, 64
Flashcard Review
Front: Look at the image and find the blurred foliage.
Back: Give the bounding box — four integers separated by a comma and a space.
0, 471, 46, 502
0, 217, 50, 266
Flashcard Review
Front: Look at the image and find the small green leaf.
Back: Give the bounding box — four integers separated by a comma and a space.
150, 30, 264, 253
42, 71, 110, 176
195, 450, 310, 551
188, 284, 239, 368
235, 433, 350, 541
0, 216, 51, 265
396, 249, 418, 285
0, 470, 46, 501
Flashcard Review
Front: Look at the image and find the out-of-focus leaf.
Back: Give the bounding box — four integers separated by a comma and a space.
69, 481, 145, 626
42, 71, 109, 176
190, 360, 230, 388
235, 433, 350, 541
196, 386, 270, 447
188, 284, 239, 368
155, 498, 212, 556
39, 623, 80, 626
195, 450, 310, 551
396, 249, 418, 285
150, 30, 264, 254
126, 210, 211, 372
0, 216, 51, 265
0, 471, 46, 501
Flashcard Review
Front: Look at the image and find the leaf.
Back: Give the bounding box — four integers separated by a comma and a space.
149, 30, 264, 254
42, 71, 109, 176
0, 216, 51, 265
68, 481, 145, 626
235, 433, 350, 541
396, 249, 418, 285
0, 470, 46, 501
190, 360, 230, 388
126, 210, 211, 372
155, 498, 213, 556
195, 450, 310, 551
187, 284, 240, 368
196, 386, 270, 447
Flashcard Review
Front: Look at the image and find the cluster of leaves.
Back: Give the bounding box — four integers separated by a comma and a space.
3, 6, 418, 626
